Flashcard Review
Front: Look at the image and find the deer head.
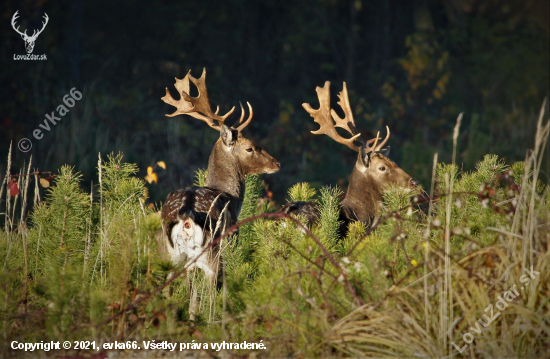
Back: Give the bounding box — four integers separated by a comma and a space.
162, 68, 280, 197
11, 11, 49, 54
303, 81, 417, 222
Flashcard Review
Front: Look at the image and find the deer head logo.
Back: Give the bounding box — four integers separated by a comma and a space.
11, 11, 49, 54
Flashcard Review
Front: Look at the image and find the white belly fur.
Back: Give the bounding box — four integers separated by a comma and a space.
168, 218, 217, 280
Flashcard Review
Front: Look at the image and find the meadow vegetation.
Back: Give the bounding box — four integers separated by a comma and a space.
1, 108, 549, 358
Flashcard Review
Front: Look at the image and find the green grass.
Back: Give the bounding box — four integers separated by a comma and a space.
1, 109, 549, 358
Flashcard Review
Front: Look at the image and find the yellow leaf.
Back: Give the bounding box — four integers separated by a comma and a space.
145, 173, 158, 184
147, 166, 154, 175
157, 161, 166, 170
39, 178, 50, 188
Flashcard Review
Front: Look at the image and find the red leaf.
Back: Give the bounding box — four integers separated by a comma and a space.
8, 180, 19, 197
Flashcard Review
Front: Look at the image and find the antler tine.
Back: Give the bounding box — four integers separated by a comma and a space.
233, 102, 245, 127
186, 68, 236, 126
370, 132, 380, 152
161, 68, 235, 131
364, 126, 391, 153
11, 11, 27, 37
331, 82, 366, 146
304, 81, 362, 152
161, 71, 220, 130
364, 135, 379, 148
375, 126, 390, 151
33, 13, 48, 38
234, 102, 253, 132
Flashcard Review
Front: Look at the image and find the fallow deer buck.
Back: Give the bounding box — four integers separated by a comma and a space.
280, 81, 417, 233
160, 69, 280, 316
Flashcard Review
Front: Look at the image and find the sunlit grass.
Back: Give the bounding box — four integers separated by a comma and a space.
1, 105, 549, 357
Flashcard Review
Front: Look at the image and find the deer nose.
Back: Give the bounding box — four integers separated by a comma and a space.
276, 161, 281, 168
409, 178, 419, 188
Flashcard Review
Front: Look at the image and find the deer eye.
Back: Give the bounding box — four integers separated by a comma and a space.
379, 166, 386, 172
245, 148, 253, 153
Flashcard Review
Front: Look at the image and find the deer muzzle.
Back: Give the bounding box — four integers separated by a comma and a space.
264, 160, 281, 174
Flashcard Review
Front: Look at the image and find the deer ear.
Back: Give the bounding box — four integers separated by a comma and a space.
220, 125, 238, 146
379, 146, 391, 157
359, 147, 371, 168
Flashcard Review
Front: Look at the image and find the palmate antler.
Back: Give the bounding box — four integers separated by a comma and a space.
303, 81, 390, 153
161, 68, 253, 132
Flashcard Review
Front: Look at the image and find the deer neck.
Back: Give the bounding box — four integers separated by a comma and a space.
204, 140, 246, 201
341, 165, 382, 223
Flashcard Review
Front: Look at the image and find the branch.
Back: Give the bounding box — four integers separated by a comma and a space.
97, 212, 364, 329
0, 171, 53, 180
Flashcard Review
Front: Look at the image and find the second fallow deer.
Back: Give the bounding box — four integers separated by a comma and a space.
280, 81, 417, 233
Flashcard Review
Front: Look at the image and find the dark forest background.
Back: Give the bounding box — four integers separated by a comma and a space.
1, 0, 549, 205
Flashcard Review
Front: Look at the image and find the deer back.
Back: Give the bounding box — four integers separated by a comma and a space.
161, 187, 232, 282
